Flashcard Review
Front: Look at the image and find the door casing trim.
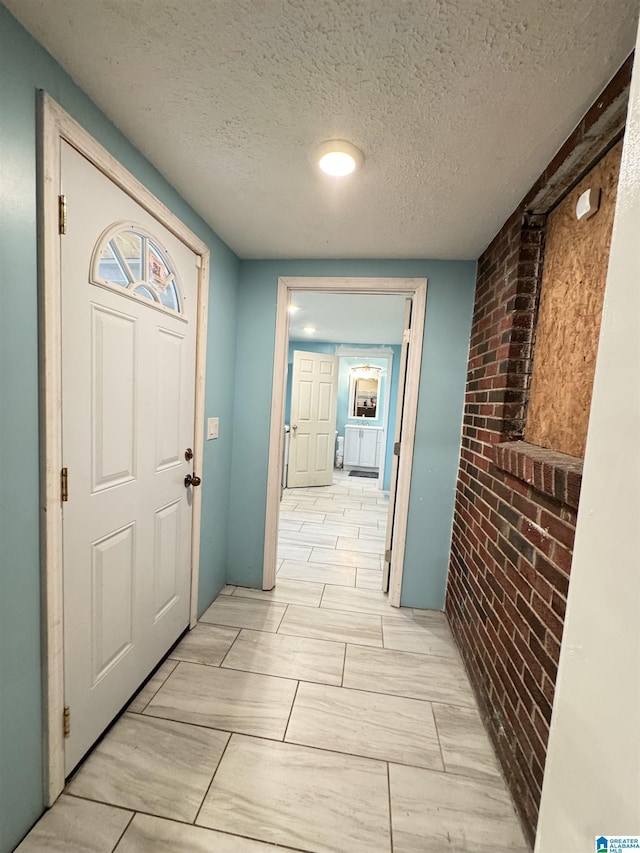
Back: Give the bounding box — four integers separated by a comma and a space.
38, 93, 210, 805
263, 276, 427, 605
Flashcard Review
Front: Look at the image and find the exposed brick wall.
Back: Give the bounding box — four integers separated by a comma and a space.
494, 442, 583, 511
445, 57, 632, 848
447, 213, 567, 845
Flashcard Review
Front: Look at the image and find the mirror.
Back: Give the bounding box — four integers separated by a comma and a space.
349, 367, 381, 418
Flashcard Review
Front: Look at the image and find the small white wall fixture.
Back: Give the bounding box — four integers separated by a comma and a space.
38, 93, 210, 805
263, 277, 427, 606
534, 33, 640, 853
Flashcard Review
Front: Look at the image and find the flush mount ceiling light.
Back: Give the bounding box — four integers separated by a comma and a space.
317, 140, 364, 177
303, 325, 316, 335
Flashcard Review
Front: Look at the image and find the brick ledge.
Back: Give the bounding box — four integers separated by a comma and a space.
493, 441, 583, 509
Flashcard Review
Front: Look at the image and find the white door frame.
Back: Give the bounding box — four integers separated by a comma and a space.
263, 277, 427, 605
37, 93, 210, 805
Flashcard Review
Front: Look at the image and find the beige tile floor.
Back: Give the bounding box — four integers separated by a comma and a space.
17, 471, 528, 853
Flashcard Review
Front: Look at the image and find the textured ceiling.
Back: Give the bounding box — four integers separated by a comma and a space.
6, 0, 638, 259
288, 292, 407, 343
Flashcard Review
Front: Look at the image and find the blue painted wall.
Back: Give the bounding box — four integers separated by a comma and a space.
227, 260, 476, 607
0, 7, 238, 850
285, 342, 401, 489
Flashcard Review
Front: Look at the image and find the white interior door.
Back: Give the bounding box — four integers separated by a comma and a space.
383, 298, 413, 591
61, 141, 199, 772
288, 350, 339, 487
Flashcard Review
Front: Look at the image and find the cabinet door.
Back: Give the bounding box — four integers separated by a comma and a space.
375, 430, 383, 467
343, 427, 360, 466
359, 429, 378, 467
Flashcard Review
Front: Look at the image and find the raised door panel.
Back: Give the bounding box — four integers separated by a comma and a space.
153, 499, 181, 622
317, 381, 334, 423
297, 381, 314, 422
156, 328, 184, 470
295, 433, 311, 473
91, 305, 137, 492
315, 432, 330, 474
91, 523, 135, 684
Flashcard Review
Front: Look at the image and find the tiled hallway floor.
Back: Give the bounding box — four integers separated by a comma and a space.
18, 473, 528, 853
277, 469, 390, 590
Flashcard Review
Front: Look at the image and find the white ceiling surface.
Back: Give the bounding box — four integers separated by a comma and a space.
288, 293, 406, 344
7, 1, 637, 259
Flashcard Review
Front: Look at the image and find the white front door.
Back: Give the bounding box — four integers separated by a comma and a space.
61, 141, 200, 772
288, 350, 339, 488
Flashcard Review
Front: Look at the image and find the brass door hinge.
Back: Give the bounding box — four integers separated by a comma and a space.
384, 549, 392, 563
393, 442, 401, 456
58, 194, 67, 235
403, 328, 411, 343
61, 467, 68, 502
63, 706, 71, 738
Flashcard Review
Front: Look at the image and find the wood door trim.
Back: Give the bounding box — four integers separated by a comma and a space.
263, 276, 427, 604
38, 93, 210, 804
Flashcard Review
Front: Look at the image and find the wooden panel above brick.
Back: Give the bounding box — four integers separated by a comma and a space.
526, 141, 622, 457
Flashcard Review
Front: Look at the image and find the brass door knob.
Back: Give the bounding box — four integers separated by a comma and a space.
184, 473, 202, 487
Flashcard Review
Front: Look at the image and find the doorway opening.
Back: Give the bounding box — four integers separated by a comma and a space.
263, 277, 427, 607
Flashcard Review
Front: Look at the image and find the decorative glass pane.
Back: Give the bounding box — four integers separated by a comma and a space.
148, 241, 180, 312
134, 284, 159, 302
158, 281, 180, 312
98, 243, 129, 286
113, 231, 143, 281
92, 226, 183, 315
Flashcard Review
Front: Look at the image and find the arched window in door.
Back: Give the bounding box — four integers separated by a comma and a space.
91, 223, 183, 314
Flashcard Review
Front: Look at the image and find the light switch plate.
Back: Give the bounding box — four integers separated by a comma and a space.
207, 417, 219, 440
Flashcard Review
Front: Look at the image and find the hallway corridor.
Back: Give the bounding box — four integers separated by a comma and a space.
18, 569, 527, 851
